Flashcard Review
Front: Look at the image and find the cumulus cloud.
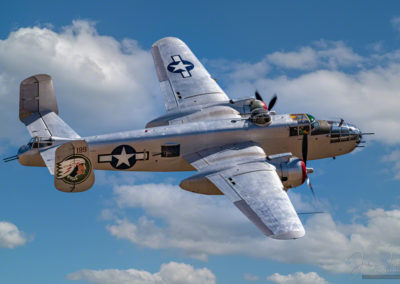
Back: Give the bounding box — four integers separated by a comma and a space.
205, 40, 400, 146
67, 261, 216, 284
267, 272, 329, 284
2, 22, 399, 148
0, 221, 28, 248
104, 183, 400, 273
0, 20, 162, 149
266, 41, 362, 70
223, 53, 400, 144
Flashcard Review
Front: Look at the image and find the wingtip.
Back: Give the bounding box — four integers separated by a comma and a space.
21, 74, 52, 85
152, 37, 185, 47
269, 228, 306, 240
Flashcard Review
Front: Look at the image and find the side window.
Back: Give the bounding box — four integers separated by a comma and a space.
161, 143, 180, 157
299, 125, 310, 135
289, 127, 299, 136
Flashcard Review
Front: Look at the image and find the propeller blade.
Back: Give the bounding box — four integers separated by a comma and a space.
255, 91, 263, 102
268, 95, 277, 111
307, 178, 317, 201
302, 134, 308, 165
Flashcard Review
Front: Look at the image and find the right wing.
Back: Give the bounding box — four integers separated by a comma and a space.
182, 143, 305, 239
152, 37, 229, 112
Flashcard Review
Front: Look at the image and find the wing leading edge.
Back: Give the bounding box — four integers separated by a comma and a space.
183, 143, 305, 239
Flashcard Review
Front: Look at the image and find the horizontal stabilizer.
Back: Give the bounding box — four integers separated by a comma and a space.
24, 111, 80, 139
54, 140, 94, 193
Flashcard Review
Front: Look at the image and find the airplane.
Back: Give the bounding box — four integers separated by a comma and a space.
4, 37, 369, 240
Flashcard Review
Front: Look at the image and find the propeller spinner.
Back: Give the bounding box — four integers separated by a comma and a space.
254, 91, 277, 111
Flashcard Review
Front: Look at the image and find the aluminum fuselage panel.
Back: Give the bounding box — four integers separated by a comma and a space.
79, 114, 357, 172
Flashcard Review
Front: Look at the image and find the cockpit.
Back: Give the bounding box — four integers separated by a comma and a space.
289, 113, 361, 143
27, 137, 53, 149
18, 137, 55, 156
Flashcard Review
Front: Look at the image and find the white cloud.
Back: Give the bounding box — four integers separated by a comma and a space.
67, 261, 216, 284
105, 183, 400, 273
267, 47, 318, 70
205, 41, 400, 145
0, 20, 162, 149
266, 41, 362, 70
0, 221, 28, 248
225, 62, 400, 144
1, 23, 398, 149
244, 273, 259, 281
267, 272, 329, 284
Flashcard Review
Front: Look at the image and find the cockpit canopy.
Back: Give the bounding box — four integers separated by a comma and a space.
27, 137, 53, 149
289, 113, 361, 143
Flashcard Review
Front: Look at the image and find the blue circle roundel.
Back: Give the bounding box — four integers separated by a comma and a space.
167, 56, 194, 78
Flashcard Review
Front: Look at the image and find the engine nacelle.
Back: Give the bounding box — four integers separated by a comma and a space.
267, 153, 307, 190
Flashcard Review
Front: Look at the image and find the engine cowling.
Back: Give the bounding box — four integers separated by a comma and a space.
268, 154, 307, 190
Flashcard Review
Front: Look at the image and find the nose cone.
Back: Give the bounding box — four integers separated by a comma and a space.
345, 123, 362, 143
329, 120, 362, 145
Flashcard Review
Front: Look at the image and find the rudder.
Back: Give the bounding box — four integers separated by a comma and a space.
20, 74, 58, 122
19, 74, 80, 139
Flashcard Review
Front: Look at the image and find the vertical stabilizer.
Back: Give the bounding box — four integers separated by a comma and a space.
19, 74, 80, 139
20, 74, 58, 122
54, 140, 95, 192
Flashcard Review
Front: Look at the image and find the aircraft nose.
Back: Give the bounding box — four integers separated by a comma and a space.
329, 120, 362, 143
343, 122, 363, 144
345, 123, 361, 141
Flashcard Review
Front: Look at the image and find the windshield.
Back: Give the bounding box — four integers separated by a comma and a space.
311, 120, 330, 135
27, 137, 53, 149
306, 114, 316, 123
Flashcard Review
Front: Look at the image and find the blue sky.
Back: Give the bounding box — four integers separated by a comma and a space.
1, 1, 400, 283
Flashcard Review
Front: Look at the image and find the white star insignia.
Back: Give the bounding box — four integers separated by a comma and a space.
113, 146, 135, 167
172, 61, 191, 72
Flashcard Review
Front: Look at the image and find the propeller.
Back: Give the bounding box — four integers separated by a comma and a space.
268, 95, 277, 111
255, 91, 277, 111
301, 132, 316, 200
255, 90, 263, 102
302, 132, 308, 164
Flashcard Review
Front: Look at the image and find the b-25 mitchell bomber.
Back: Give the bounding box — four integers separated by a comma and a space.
6, 37, 368, 239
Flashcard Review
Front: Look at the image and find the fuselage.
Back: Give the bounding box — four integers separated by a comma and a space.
18, 113, 361, 172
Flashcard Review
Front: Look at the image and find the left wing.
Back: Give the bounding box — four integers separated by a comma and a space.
152, 37, 229, 112
182, 143, 305, 239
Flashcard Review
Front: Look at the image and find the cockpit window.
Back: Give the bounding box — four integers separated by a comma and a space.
311, 120, 331, 135
28, 137, 53, 149
306, 114, 316, 123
